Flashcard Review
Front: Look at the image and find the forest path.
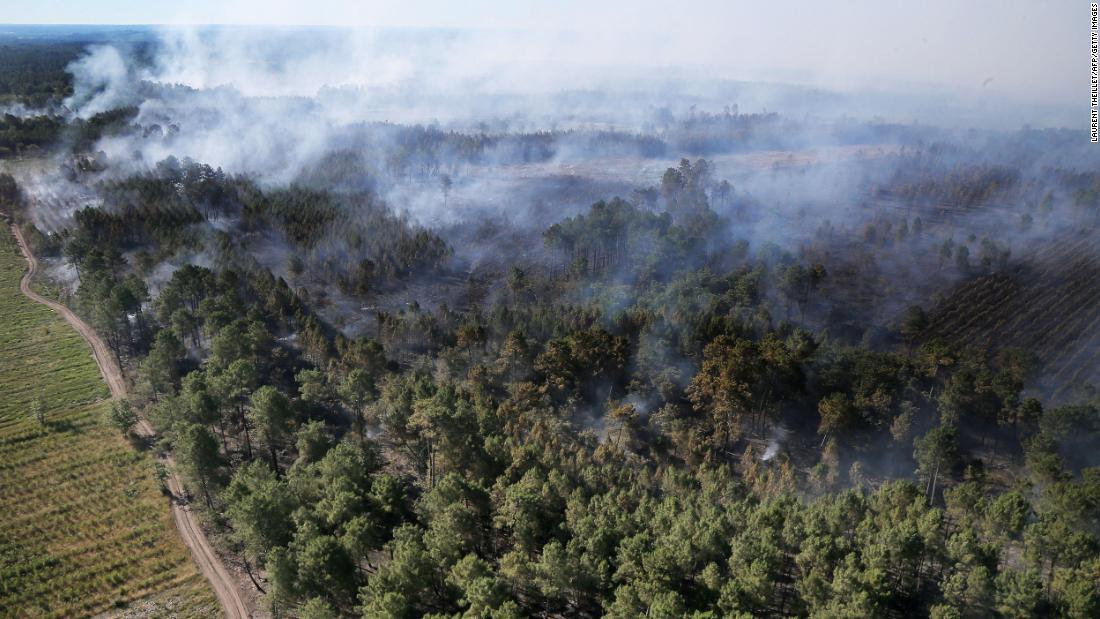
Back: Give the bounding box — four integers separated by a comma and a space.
11, 223, 253, 619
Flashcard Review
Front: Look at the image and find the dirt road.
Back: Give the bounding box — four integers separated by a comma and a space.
11, 224, 252, 619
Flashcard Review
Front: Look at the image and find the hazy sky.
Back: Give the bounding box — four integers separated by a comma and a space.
4, 0, 1081, 107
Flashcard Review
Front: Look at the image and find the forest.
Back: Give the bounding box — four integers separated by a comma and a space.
1, 26, 1098, 619
7, 136, 1100, 618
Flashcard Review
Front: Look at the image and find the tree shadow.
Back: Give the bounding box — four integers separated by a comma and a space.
46, 418, 83, 435
125, 431, 156, 452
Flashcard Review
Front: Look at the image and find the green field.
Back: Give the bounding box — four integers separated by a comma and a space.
0, 229, 217, 618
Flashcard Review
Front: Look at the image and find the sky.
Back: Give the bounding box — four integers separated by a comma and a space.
2, 0, 1081, 108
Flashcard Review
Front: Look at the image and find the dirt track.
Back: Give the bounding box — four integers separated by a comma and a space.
11, 224, 252, 619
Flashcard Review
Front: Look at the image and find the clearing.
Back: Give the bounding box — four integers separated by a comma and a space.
0, 226, 219, 618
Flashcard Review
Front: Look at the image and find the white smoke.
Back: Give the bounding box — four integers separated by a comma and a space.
761, 425, 789, 461
63, 45, 135, 118
146, 27, 419, 98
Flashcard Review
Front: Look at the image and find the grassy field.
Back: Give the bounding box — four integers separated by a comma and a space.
0, 228, 218, 618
